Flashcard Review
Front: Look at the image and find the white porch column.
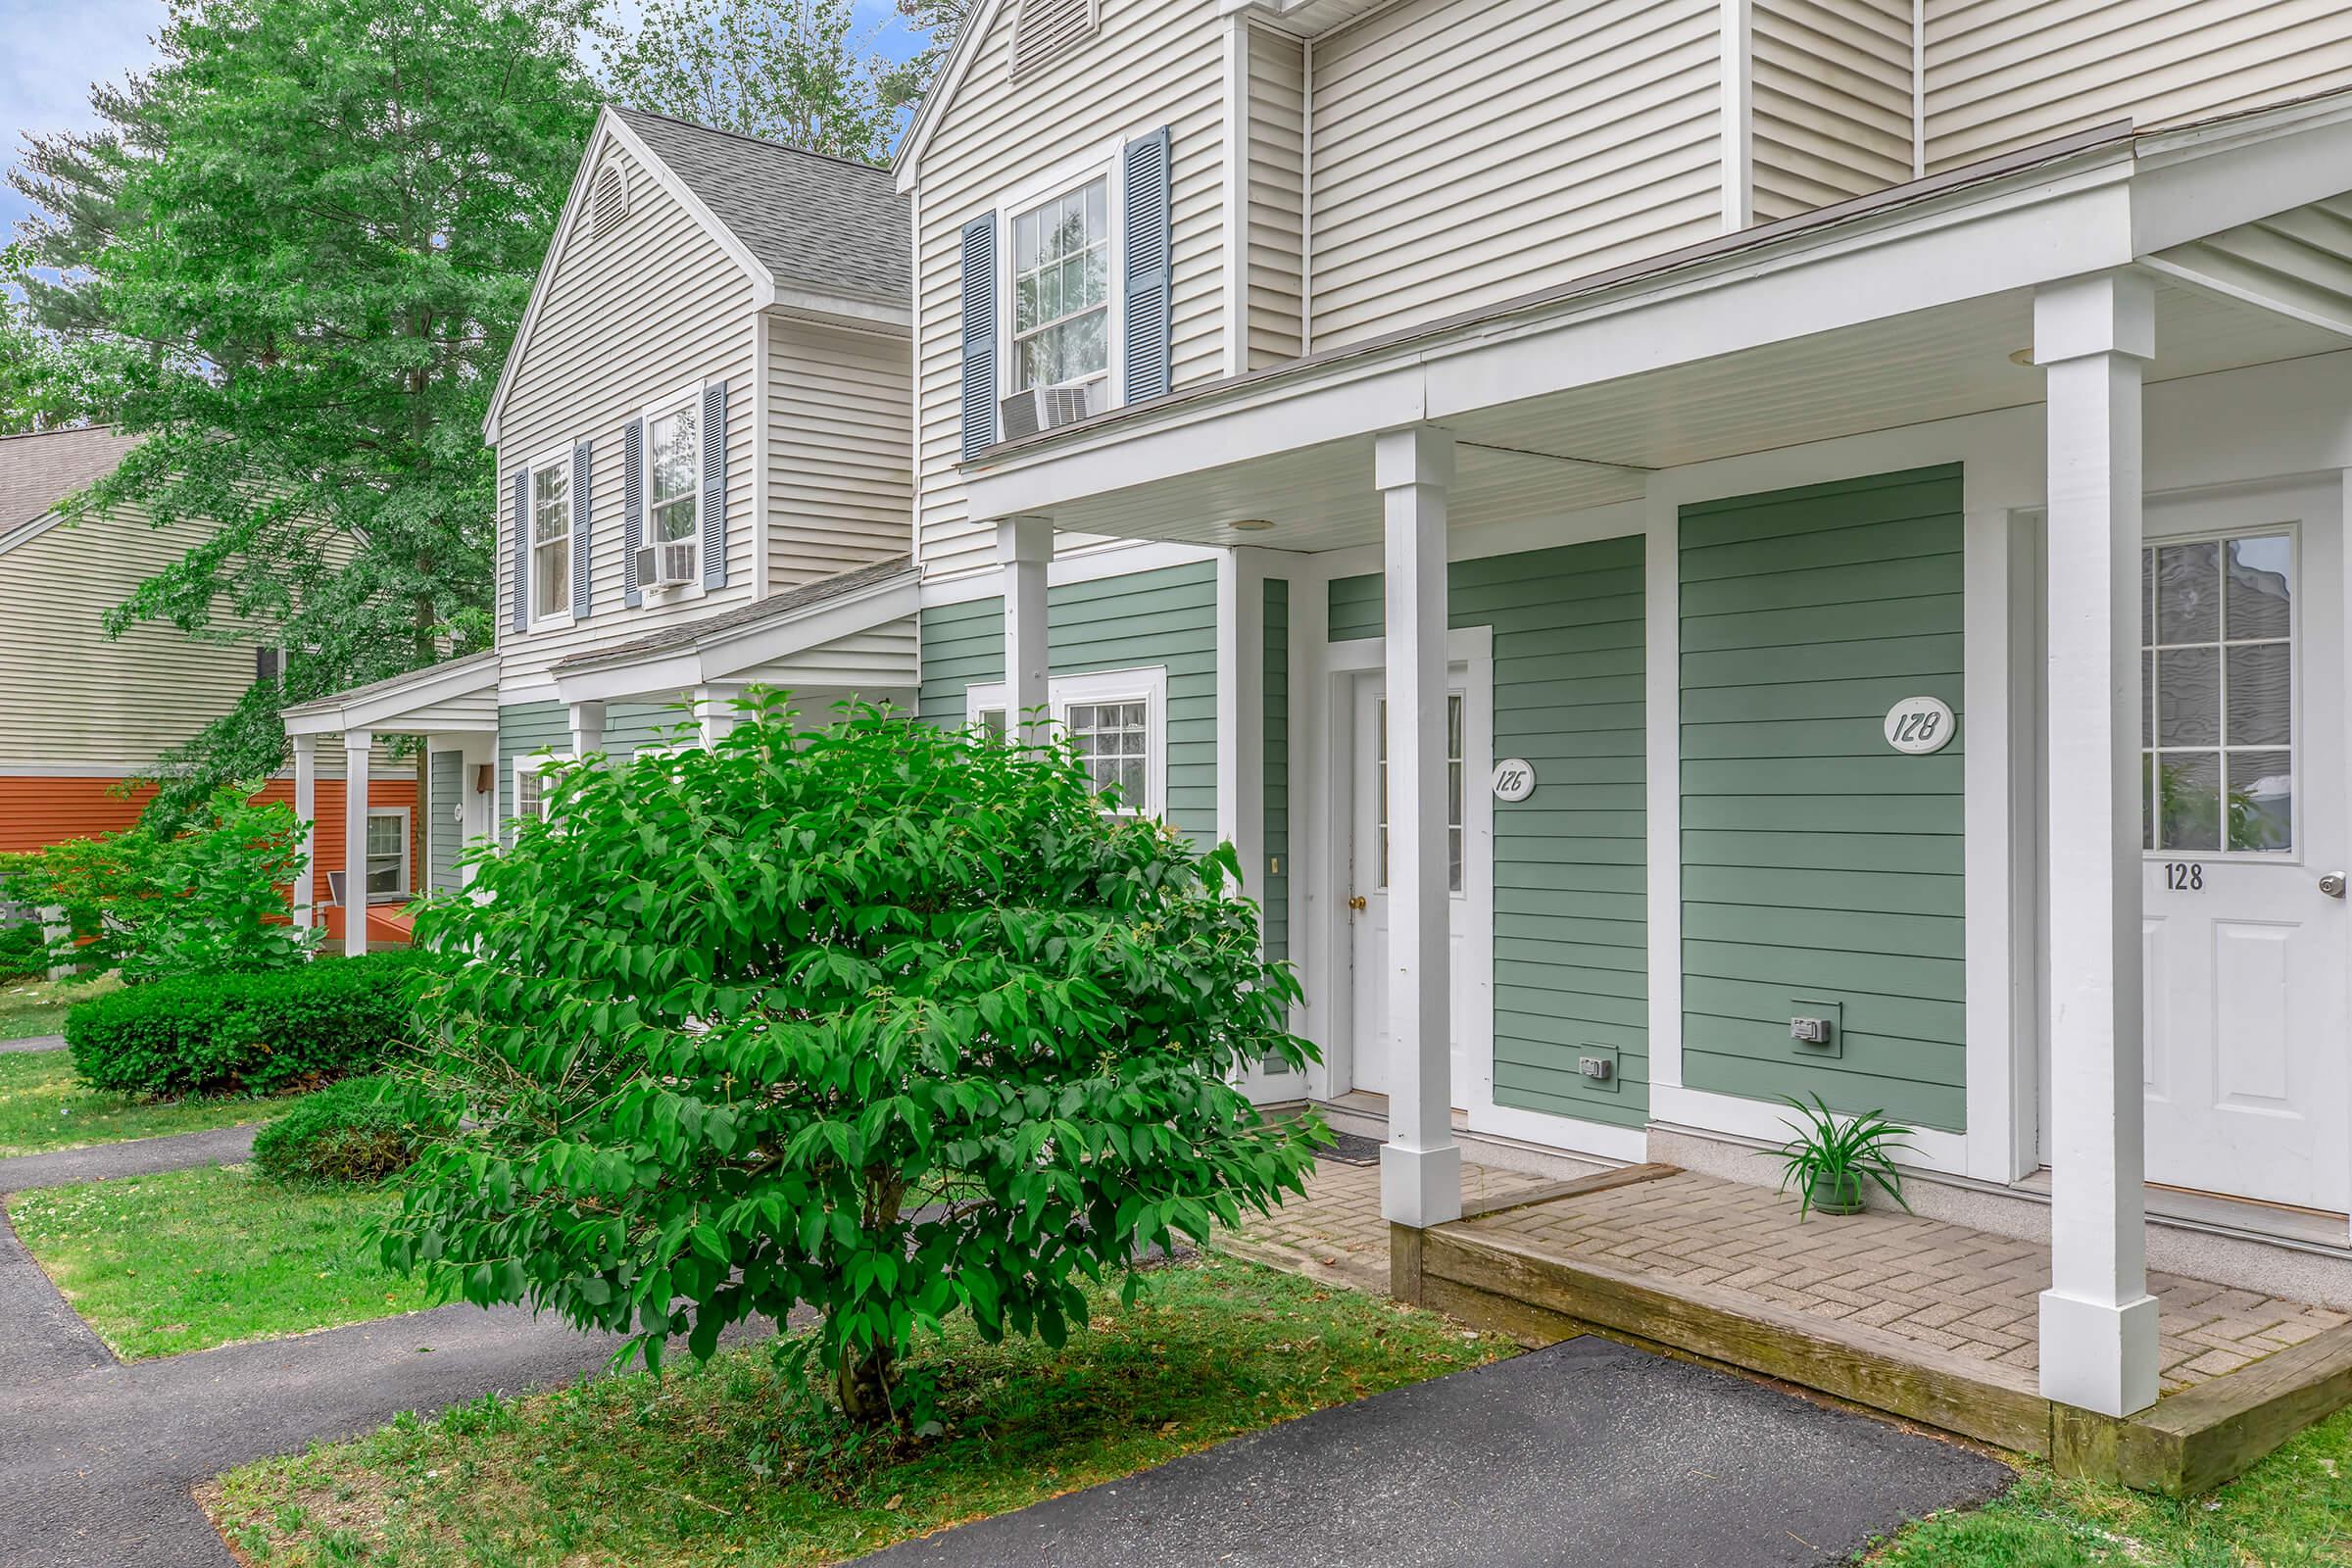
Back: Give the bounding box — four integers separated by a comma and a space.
1375, 425, 1462, 1228
341, 730, 372, 958
695, 683, 746, 748
568, 700, 607, 757
291, 732, 318, 939
2035, 269, 2159, 1418
997, 517, 1054, 746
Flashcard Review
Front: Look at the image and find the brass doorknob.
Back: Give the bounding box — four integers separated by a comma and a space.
1347, 895, 1368, 912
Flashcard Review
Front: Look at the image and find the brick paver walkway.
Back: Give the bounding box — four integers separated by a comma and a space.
1227, 1160, 2346, 1397
1468, 1170, 2346, 1394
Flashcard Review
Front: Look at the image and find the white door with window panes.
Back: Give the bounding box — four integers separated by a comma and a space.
2138, 495, 2349, 1213
1348, 672, 1473, 1106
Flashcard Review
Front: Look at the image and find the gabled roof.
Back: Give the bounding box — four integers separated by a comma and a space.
552, 556, 914, 675
612, 108, 907, 306
0, 425, 138, 557
485, 106, 910, 444
892, 0, 1008, 195
280, 651, 501, 736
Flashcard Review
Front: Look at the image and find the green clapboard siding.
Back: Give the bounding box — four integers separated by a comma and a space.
916, 563, 1222, 849
497, 701, 568, 835
1327, 535, 1647, 1132
427, 750, 465, 896
1264, 577, 1290, 962
1679, 465, 1967, 1132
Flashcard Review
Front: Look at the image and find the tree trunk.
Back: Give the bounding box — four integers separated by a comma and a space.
836, 1342, 899, 1426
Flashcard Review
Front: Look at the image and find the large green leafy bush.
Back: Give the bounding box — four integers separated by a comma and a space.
387, 700, 1321, 1423
253, 1076, 417, 1187
65, 951, 430, 1098
0, 784, 320, 980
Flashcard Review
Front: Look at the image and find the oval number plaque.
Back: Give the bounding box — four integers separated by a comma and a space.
1492, 759, 1537, 803
1884, 696, 1956, 756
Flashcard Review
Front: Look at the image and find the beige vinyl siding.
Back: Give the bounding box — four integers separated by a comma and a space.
0, 505, 269, 769
1923, 0, 2352, 172
495, 147, 760, 686
740, 618, 923, 700
1306, 0, 1724, 353
1750, 0, 1915, 220
1246, 25, 1307, 368
913, 0, 1227, 579
764, 316, 914, 590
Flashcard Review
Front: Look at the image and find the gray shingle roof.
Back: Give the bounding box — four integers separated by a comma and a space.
553, 556, 915, 673
612, 108, 909, 305
280, 651, 498, 718
0, 425, 137, 549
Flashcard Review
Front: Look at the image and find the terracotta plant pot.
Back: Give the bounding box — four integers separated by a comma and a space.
1807, 1169, 1867, 1215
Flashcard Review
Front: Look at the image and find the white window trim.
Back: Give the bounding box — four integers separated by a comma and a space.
639, 377, 709, 602
966, 664, 1170, 818
524, 445, 574, 631
513, 752, 578, 828
996, 140, 1127, 416
364, 807, 411, 902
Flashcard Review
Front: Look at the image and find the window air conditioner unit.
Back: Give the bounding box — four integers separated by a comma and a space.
633, 540, 693, 588
999, 383, 1095, 440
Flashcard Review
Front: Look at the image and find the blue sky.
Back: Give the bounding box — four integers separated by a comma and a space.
0, 0, 925, 239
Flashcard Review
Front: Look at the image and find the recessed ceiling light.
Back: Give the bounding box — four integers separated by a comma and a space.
1227, 517, 1276, 532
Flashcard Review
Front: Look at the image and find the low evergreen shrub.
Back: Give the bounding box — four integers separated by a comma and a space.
64, 950, 432, 1099
253, 1077, 417, 1186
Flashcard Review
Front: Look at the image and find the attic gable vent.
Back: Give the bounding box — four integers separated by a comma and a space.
1010, 0, 1098, 76
590, 160, 633, 239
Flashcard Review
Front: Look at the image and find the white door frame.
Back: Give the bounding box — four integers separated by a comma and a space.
1320, 627, 1494, 1107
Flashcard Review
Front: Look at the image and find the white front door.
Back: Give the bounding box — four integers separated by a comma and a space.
2140, 495, 2350, 1213
1348, 672, 1472, 1105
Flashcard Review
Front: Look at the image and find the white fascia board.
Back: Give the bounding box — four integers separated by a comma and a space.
966, 158, 2136, 518
893, 0, 1010, 196
2131, 101, 2352, 255
556, 649, 708, 707
699, 576, 921, 676
484, 109, 776, 446
767, 287, 911, 333
282, 658, 501, 736
0, 510, 67, 559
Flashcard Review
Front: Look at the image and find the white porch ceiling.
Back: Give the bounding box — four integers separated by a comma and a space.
1030, 282, 2350, 556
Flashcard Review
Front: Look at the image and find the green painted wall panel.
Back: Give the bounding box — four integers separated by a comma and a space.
915, 563, 1222, 849
427, 750, 465, 896
1263, 576, 1291, 963
496, 701, 568, 832
1330, 532, 1646, 1132
1680, 465, 1967, 1131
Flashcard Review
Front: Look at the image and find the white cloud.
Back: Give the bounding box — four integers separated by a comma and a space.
0, 0, 168, 234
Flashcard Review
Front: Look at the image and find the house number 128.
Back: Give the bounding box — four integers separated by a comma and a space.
2165, 862, 2204, 891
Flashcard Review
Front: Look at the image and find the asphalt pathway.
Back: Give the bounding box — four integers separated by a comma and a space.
0, 1124, 261, 1195
1, 1033, 68, 1053
854, 1335, 2015, 1568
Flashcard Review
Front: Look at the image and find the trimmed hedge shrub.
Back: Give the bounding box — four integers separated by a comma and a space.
253, 1077, 417, 1186
64, 950, 433, 1099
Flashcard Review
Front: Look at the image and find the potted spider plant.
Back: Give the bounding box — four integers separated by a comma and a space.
1772, 1095, 1915, 1218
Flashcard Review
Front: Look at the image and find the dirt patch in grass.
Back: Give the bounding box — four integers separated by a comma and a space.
6, 1162, 439, 1358
204, 1253, 1508, 1566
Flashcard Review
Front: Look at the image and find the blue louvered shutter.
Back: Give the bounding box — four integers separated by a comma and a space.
509, 469, 529, 633
959, 212, 999, 459
1122, 127, 1173, 405
622, 418, 644, 607
569, 439, 593, 619
700, 380, 728, 588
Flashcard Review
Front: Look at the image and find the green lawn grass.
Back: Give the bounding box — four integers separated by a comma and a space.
6, 1162, 438, 1358
0, 1046, 306, 1157
1867, 1405, 2352, 1565
0, 971, 120, 1041
202, 1253, 1508, 1566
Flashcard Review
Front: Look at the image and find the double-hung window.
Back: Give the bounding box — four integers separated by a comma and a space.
364, 808, 409, 899
646, 388, 702, 586
1010, 176, 1112, 417
529, 455, 570, 623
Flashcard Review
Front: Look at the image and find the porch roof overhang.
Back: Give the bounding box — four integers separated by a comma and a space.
280, 652, 500, 737
549, 557, 918, 706
961, 93, 2352, 552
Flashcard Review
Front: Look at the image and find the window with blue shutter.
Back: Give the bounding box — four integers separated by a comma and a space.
1121, 127, 1173, 405
622, 417, 645, 607
570, 439, 593, 619
509, 469, 528, 633
701, 379, 727, 588
960, 213, 999, 460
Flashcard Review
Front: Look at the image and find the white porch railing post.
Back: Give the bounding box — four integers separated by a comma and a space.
2034, 269, 2159, 1418
1375, 425, 1462, 1228
291, 731, 318, 941
342, 730, 372, 958
997, 517, 1055, 746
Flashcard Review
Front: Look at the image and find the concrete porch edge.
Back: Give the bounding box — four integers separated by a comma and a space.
1393, 1212, 2352, 1496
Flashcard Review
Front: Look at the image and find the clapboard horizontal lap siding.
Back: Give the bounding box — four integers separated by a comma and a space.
1329, 534, 1647, 1132
914, 564, 1221, 848
1679, 465, 1967, 1132
765, 318, 915, 591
